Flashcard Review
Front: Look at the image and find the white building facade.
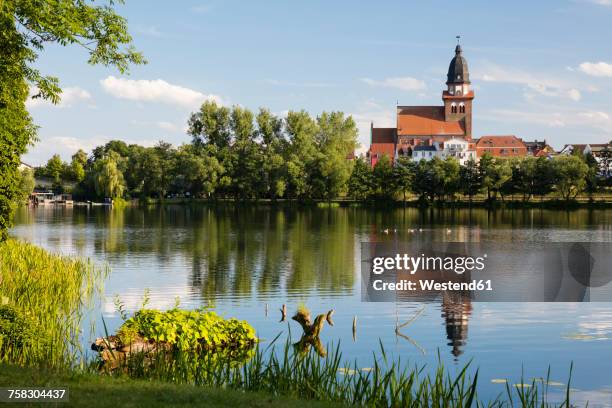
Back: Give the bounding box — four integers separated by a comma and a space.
411, 138, 477, 165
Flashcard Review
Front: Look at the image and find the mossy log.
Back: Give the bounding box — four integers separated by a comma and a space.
92, 335, 171, 368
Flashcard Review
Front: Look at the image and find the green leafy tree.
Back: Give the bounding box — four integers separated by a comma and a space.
91, 140, 129, 174
552, 155, 589, 201
284, 111, 318, 199
188, 100, 231, 150
347, 157, 373, 200
0, 0, 143, 240
508, 157, 537, 202
230, 106, 265, 198
68, 159, 85, 183
478, 153, 494, 201
459, 158, 481, 202
413, 159, 436, 203
436, 157, 460, 202
313, 112, 358, 200
93, 152, 125, 199
187, 101, 233, 197
153, 141, 176, 199
371, 155, 395, 200
72, 149, 88, 167
257, 108, 286, 198
533, 157, 555, 200
123, 144, 147, 195
479, 154, 511, 201
584, 152, 600, 199
17, 168, 35, 203
44, 154, 64, 182
172, 145, 222, 197
68, 149, 87, 182
393, 156, 415, 202
136, 148, 162, 198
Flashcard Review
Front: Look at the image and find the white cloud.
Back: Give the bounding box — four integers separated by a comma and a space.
578, 62, 612, 77
361, 77, 426, 92
100, 76, 220, 109
475, 63, 585, 101
567, 88, 582, 101
26, 86, 92, 109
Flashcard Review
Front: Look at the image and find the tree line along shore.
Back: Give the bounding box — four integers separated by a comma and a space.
20, 101, 612, 207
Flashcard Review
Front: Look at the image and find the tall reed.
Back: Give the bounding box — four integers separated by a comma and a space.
0, 239, 105, 367
106, 336, 573, 407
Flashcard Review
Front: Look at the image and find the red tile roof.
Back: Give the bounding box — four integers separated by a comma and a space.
397, 106, 465, 136
475, 135, 527, 157
369, 142, 395, 157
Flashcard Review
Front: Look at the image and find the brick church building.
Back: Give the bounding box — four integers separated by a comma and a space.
367, 43, 526, 166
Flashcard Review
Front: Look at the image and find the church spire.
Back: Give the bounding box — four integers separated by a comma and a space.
447, 38, 470, 85
443, 38, 474, 139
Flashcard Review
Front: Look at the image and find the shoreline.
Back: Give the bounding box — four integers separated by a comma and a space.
54, 197, 612, 209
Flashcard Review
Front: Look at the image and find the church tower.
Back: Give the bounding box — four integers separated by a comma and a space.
443, 41, 474, 139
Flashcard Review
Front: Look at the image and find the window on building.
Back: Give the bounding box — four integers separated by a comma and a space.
451, 104, 457, 114
459, 104, 465, 113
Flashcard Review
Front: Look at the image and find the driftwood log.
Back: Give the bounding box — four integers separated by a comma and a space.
291, 308, 334, 337
91, 335, 171, 370
291, 308, 334, 357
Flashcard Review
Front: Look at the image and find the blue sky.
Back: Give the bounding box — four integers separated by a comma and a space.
23, 0, 612, 165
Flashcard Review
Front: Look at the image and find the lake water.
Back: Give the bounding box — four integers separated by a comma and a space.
11, 205, 612, 406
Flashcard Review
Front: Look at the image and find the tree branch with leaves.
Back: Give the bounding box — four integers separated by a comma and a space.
0, 0, 144, 240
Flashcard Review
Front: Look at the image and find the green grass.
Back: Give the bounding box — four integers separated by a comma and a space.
107, 338, 575, 407
0, 239, 105, 367
0, 364, 341, 408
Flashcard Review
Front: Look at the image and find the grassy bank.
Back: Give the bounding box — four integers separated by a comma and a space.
0, 239, 105, 367
100, 334, 573, 407
0, 364, 340, 408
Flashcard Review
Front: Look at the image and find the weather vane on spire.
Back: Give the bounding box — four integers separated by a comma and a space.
456, 35, 461, 45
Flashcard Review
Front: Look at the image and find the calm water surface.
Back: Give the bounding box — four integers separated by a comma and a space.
12, 205, 612, 406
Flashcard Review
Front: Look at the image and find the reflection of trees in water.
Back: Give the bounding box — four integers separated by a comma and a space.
15, 205, 612, 358
68, 205, 356, 299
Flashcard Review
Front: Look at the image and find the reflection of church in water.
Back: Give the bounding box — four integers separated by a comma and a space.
397, 281, 473, 358
441, 292, 472, 358
377, 228, 476, 358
